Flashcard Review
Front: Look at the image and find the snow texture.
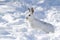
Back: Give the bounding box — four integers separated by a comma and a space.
0, 0, 60, 40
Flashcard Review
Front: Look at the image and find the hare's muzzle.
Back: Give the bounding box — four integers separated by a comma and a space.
26, 17, 28, 19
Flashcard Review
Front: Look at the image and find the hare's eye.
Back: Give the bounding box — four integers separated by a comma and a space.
29, 15, 31, 16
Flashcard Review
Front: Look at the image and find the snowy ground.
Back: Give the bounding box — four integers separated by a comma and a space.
0, 0, 60, 40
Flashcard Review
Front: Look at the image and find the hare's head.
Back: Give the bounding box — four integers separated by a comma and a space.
26, 7, 34, 20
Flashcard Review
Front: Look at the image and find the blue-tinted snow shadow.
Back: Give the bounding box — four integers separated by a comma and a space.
24, 34, 37, 40
0, 17, 8, 23
0, 30, 10, 35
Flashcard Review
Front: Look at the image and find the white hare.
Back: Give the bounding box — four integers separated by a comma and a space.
26, 7, 55, 33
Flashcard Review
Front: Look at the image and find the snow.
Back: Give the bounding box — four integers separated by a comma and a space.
0, 0, 60, 40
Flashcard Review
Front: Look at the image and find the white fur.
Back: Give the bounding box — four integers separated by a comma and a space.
26, 8, 55, 33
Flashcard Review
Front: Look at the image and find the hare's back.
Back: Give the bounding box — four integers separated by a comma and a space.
30, 18, 55, 33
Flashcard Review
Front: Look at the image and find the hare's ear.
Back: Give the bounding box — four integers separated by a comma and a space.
28, 8, 30, 12
31, 7, 34, 14
28, 7, 34, 14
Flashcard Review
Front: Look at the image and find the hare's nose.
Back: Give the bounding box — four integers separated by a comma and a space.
26, 17, 28, 19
